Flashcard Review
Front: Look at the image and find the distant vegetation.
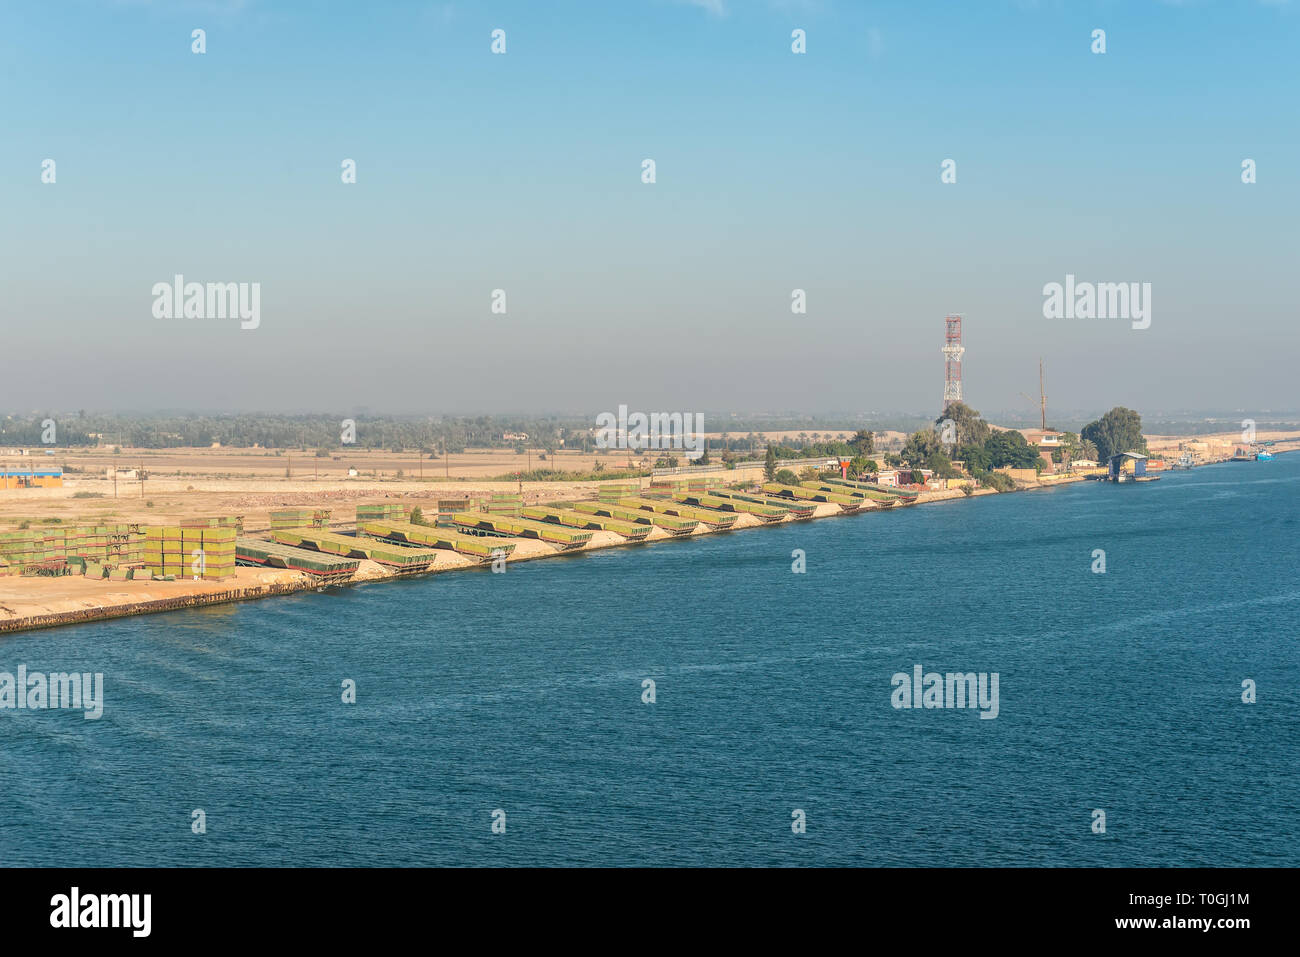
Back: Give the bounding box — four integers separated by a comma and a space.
0, 413, 895, 462
883, 402, 1148, 490
0, 410, 1165, 476
487, 467, 647, 483
1081, 407, 1148, 462
883, 401, 1108, 492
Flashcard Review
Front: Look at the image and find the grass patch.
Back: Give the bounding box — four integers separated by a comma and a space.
489, 468, 649, 482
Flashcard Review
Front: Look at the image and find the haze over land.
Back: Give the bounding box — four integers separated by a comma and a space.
3, 1, 1296, 414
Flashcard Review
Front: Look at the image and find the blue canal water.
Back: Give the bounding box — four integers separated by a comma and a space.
2, 458, 1298, 867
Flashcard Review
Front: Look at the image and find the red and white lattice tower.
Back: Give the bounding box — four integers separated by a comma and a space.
942, 314, 964, 410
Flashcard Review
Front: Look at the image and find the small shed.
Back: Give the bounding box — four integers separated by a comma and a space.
1107, 451, 1148, 480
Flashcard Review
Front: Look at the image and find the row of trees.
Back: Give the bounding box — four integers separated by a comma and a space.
5, 406, 1147, 474
0, 413, 882, 462
892, 403, 1038, 481
887, 403, 1146, 491
763, 431, 875, 480
0, 413, 587, 453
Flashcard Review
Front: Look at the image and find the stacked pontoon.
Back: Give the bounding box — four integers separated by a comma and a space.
359, 520, 516, 561
596, 483, 640, 504
355, 503, 411, 525
707, 489, 816, 519
270, 528, 441, 571
450, 513, 594, 550
573, 501, 697, 535
144, 522, 236, 580
0, 524, 149, 576
616, 496, 739, 529
762, 483, 867, 511
669, 491, 789, 523
270, 508, 331, 530
520, 505, 652, 542
818, 477, 919, 504
236, 537, 360, 582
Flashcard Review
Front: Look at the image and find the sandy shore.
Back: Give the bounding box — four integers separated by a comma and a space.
2, 432, 1285, 635
0, 481, 1013, 633
1145, 429, 1300, 461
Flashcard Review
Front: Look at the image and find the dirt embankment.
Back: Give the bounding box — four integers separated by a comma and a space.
7, 430, 1284, 634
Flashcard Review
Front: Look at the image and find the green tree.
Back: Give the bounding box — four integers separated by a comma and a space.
764, 445, 777, 480
774, 468, 799, 485
1081, 407, 1147, 462
849, 456, 877, 477
985, 430, 1040, 469
902, 428, 943, 465
958, 443, 992, 473
978, 470, 1015, 492
935, 402, 991, 448
849, 429, 875, 456
924, 451, 960, 478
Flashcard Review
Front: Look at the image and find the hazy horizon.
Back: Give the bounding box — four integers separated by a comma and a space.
4, 0, 1297, 414
4, 405, 1298, 439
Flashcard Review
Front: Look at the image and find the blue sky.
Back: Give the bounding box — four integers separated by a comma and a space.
2, 0, 1297, 418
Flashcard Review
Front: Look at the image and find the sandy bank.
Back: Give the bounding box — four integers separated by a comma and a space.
0, 474, 1087, 635
0, 566, 310, 634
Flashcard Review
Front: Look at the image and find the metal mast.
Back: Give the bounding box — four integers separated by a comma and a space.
942, 314, 965, 409
1038, 358, 1047, 431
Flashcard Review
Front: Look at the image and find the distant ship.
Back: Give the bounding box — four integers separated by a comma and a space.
1169, 453, 1195, 470
1255, 450, 1274, 461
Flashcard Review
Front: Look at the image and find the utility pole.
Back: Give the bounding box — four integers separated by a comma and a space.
140, 461, 145, 498
444, 439, 449, 479
113, 459, 117, 498
1039, 358, 1047, 431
